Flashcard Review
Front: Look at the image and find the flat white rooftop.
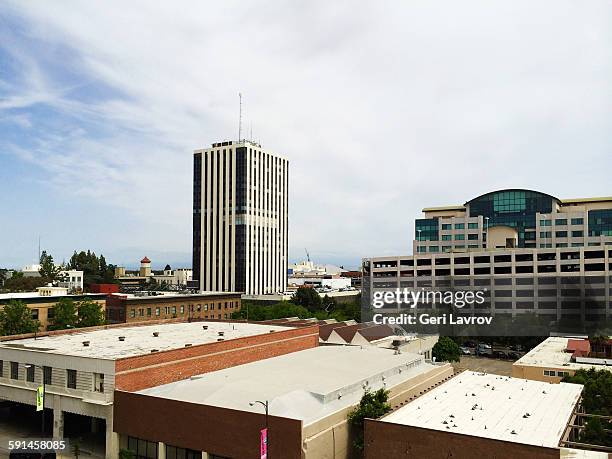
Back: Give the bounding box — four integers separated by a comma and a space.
514, 337, 612, 372
0, 292, 104, 300
138, 346, 435, 425
382, 371, 582, 448
0, 321, 289, 360
110, 291, 241, 300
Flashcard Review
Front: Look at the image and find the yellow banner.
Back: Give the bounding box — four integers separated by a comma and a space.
36, 386, 44, 411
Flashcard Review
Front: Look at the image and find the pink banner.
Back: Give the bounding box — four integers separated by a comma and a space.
260, 427, 268, 459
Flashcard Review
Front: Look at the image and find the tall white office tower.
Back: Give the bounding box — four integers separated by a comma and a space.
193, 140, 289, 295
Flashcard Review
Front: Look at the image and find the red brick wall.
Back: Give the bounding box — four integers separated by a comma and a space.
115, 325, 319, 391
364, 419, 560, 459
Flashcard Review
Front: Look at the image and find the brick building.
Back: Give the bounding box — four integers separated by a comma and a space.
105, 292, 241, 324
0, 290, 107, 331
0, 319, 316, 458
114, 346, 453, 459
364, 371, 590, 459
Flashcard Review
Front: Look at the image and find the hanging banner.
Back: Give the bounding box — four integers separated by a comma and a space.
260, 427, 267, 459
36, 386, 44, 412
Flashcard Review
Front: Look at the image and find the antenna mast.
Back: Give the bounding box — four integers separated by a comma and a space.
238, 92, 242, 142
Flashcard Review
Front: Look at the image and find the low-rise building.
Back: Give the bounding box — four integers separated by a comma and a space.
364, 371, 594, 459
512, 336, 612, 383
57, 269, 84, 292
0, 320, 317, 458
105, 292, 242, 324
0, 290, 107, 331
114, 345, 453, 459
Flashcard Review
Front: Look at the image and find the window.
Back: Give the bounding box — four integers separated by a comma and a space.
67, 369, 77, 389
26, 364, 35, 382
555, 218, 567, 225
572, 230, 583, 237
180, 305, 185, 314
540, 219, 551, 226
128, 437, 158, 459
454, 223, 465, 229
442, 235, 452, 241
94, 373, 104, 393
571, 218, 584, 225
441, 224, 452, 230
139, 308, 144, 317
556, 371, 570, 377
555, 231, 567, 238
417, 246, 426, 253
166, 445, 200, 459
31, 309, 39, 320
155, 307, 160, 316
468, 223, 479, 229
540, 231, 552, 238
43, 366, 52, 385
543, 370, 556, 376
468, 234, 479, 240
26, 364, 34, 382
0, 360, 3, 377
10, 362, 18, 380
146, 308, 151, 316
171, 306, 177, 315
429, 246, 439, 252
130, 309, 136, 318
442, 246, 452, 252
203, 304, 208, 311
47, 308, 54, 319
454, 234, 465, 240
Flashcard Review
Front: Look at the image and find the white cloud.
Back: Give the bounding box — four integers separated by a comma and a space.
1, 0, 611, 266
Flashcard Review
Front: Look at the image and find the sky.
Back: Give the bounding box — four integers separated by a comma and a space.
0, 1, 611, 270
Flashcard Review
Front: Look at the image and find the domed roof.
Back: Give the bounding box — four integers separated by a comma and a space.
141, 256, 151, 264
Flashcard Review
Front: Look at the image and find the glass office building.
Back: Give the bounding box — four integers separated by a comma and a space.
414, 189, 612, 254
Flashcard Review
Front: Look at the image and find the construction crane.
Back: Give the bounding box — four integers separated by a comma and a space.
305, 248, 311, 263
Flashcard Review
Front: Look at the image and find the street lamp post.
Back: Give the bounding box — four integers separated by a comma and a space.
25, 364, 45, 437
250, 400, 269, 458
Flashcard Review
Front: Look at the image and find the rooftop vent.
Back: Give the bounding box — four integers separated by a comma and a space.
269, 330, 275, 333
118, 336, 125, 342
202, 325, 208, 330
153, 332, 159, 337
185, 343, 192, 347
218, 331, 224, 337
217, 338, 224, 342
82, 341, 90, 347
151, 349, 159, 353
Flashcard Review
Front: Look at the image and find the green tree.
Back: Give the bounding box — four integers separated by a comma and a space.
562, 369, 612, 447
347, 388, 391, 452
2, 273, 49, 293
118, 449, 135, 459
231, 301, 311, 321
0, 300, 40, 336
49, 297, 78, 330
432, 336, 461, 363
68, 250, 117, 289
39, 250, 63, 281
291, 287, 322, 312
77, 300, 106, 327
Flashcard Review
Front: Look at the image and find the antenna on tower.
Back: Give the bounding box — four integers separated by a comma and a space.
238, 92, 242, 142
